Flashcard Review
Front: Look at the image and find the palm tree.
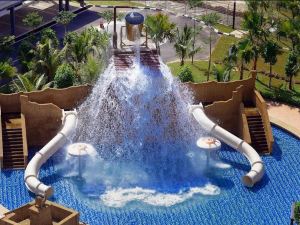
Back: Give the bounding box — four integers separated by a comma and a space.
285, 51, 299, 90
174, 25, 201, 66
144, 13, 175, 55
261, 40, 282, 87
34, 39, 66, 81
11, 73, 52, 93
188, 0, 203, 64
242, 11, 268, 72
223, 44, 238, 82
201, 13, 220, 81
237, 38, 254, 80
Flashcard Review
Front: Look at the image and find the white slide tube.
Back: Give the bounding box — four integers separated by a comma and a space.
24, 111, 78, 198
189, 104, 264, 187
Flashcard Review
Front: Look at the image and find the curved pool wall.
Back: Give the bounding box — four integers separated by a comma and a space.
1, 126, 299, 225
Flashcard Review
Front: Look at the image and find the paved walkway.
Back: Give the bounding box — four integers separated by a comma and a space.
143, 0, 245, 29
267, 101, 300, 138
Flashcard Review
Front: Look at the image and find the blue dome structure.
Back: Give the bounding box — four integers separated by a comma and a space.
125, 12, 144, 25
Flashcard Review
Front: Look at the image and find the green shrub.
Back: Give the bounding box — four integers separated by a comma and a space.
54, 64, 75, 88
18, 40, 35, 72
40, 28, 59, 48
63, 31, 78, 45
295, 202, 300, 224
178, 66, 193, 82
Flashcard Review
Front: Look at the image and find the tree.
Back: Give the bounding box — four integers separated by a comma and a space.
285, 51, 299, 90
178, 66, 193, 82
101, 10, 114, 31
223, 44, 238, 81
174, 25, 200, 66
54, 63, 75, 88
242, 11, 268, 72
144, 13, 175, 55
261, 40, 282, 87
201, 13, 220, 81
55, 11, 76, 34
188, 0, 203, 63
23, 12, 43, 29
34, 39, 66, 81
237, 38, 254, 80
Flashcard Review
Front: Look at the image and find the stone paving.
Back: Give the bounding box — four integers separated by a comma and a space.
143, 0, 245, 29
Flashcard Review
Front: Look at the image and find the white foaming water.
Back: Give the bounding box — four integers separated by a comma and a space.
60, 39, 227, 208
101, 184, 220, 208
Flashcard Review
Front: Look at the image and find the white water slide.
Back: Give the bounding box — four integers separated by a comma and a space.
24, 111, 78, 198
190, 104, 264, 187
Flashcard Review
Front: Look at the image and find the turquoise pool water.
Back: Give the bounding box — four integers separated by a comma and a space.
0, 126, 299, 225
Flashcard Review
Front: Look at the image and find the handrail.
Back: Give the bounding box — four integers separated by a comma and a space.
24, 110, 77, 199
239, 103, 251, 144
190, 104, 264, 187
0, 106, 3, 169
253, 90, 274, 153
20, 113, 28, 166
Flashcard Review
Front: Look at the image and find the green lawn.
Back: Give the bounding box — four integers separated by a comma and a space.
214, 23, 234, 33
87, 1, 144, 6
211, 35, 239, 63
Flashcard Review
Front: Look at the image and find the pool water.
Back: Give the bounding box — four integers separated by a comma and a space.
1, 126, 300, 225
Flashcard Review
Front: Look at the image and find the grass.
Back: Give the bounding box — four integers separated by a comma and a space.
86, 1, 144, 6
214, 23, 234, 33
211, 35, 239, 63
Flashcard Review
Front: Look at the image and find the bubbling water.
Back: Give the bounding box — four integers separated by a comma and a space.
61, 42, 221, 207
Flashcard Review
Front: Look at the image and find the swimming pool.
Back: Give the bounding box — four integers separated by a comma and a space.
1, 126, 299, 225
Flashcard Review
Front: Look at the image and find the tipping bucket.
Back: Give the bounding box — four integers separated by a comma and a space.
125, 12, 144, 41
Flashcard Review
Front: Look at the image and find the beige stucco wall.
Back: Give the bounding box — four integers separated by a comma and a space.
20, 96, 63, 147
185, 75, 255, 104
0, 85, 91, 113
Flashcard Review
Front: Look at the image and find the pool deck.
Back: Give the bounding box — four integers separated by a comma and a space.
267, 101, 300, 138
0, 204, 9, 218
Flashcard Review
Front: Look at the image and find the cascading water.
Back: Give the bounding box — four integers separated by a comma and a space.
59, 34, 223, 208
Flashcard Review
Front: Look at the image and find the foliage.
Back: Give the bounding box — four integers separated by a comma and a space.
11, 72, 53, 93
0, 61, 16, 80
237, 38, 254, 80
212, 64, 226, 82
201, 12, 220, 81
295, 202, 300, 224
223, 44, 238, 81
18, 40, 35, 72
54, 63, 75, 88
34, 39, 66, 81
201, 13, 221, 27
178, 66, 193, 82
40, 28, 59, 48
79, 54, 102, 83
101, 10, 114, 31
55, 11, 76, 33
188, 0, 203, 8
22, 12, 43, 29
63, 31, 79, 45
117, 12, 125, 21
174, 25, 197, 66
0, 35, 15, 55
144, 13, 175, 54
285, 51, 299, 90
261, 40, 282, 87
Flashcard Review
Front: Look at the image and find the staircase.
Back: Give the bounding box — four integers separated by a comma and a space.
246, 111, 269, 154
1, 113, 27, 169
114, 50, 160, 70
